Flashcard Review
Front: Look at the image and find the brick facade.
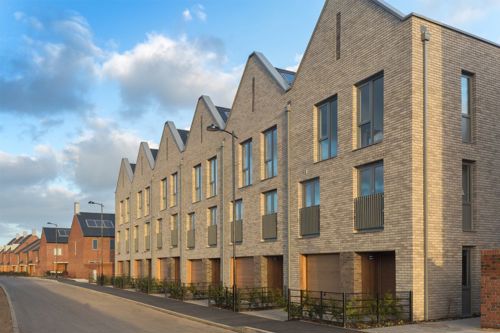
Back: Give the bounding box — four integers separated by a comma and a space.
481, 249, 500, 329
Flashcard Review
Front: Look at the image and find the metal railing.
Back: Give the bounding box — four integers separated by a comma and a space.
208, 225, 217, 246
134, 238, 139, 252
300, 205, 320, 236
208, 286, 284, 311
288, 289, 412, 327
354, 193, 384, 230
262, 213, 277, 240
145, 236, 150, 251
187, 230, 195, 248
171, 228, 178, 247
462, 202, 472, 231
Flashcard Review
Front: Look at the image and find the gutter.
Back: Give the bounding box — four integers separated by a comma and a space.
421, 25, 431, 321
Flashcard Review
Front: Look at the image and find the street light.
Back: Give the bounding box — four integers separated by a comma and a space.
89, 200, 104, 285
47, 222, 58, 279
206, 123, 238, 311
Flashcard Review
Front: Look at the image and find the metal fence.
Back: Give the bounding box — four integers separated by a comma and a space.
208, 286, 285, 311
354, 193, 384, 230
288, 289, 412, 327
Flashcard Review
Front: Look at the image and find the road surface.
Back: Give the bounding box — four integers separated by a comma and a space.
0, 277, 230, 333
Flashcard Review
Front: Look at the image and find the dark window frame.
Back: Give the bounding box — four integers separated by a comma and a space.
264, 189, 278, 215
241, 139, 253, 186
209, 206, 217, 226
208, 156, 217, 197
461, 72, 474, 143
358, 161, 384, 197
263, 127, 278, 179
317, 96, 338, 161
357, 73, 384, 148
193, 164, 202, 202
302, 178, 320, 208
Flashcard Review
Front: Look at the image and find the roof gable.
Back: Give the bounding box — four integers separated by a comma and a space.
41, 227, 71, 244
76, 212, 115, 237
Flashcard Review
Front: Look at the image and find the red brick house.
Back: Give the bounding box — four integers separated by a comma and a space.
22, 239, 41, 276
14, 233, 38, 273
67, 211, 115, 279
39, 227, 70, 275
0, 233, 37, 272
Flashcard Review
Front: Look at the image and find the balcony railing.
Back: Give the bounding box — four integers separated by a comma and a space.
354, 193, 384, 230
171, 229, 178, 247
145, 236, 150, 251
187, 230, 195, 249
157, 233, 163, 249
208, 225, 217, 246
300, 205, 320, 236
231, 220, 243, 243
262, 213, 277, 240
134, 238, 139, 252
463, 202, 472, 231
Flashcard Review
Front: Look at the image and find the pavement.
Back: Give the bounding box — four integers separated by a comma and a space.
58, 278, 359, 333
0, 284, 13, 333
363, 318, 492, 333
0, 276, 232, 333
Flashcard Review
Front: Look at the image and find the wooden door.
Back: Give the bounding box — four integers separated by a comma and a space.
306, 254, 340, 292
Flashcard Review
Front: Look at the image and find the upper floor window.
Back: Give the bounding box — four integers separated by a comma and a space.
171, 172, 178, 207
209, 206, 217, 225
137, 191, 143, 218
193, 164, 202, 202
358, 74, 383, 148
462, 162, 473, 231
119, 200, 124, 224
125, 197, 130, 222
359, 161, 384, 196
263, 127, 278, 178
235, 199, 243, 221
241, 140, 253, 186
171, 214, 179, 230
303, 178, 320, 207
188, 213, 196, 230
461, 73, 473, 143
209, 157, 217, 197
317, 97, 338, 160
92, 239, 98, 250
264, 190, 278, 215
160, 178, 167, 210
110, 239, 115, 250
144, 186, 150, 216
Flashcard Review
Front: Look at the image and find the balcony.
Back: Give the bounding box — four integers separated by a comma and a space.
231, 220, 243, 243
157, 233, 163, 249
187, 229, 195, 249
354, 193, 384, 231
171, 229, 178, 247
208, 225, 217, 246
463, 202, 472, 231
300, 205, 320, 236
262, 213, 277, 240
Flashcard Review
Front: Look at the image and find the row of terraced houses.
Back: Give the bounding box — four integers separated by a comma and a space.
114, 0, 500, 321
0, 203, 115, 279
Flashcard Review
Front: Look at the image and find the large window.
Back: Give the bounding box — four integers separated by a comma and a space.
193, 164, 202, 202
241, 140, 253, 186
264, 190, 278, 215
209, 206, 217, 225
235, 199, 243, 221
303, 178, 320, 207
461, 73, 473, 143
359, 162, 384, 196
144, 187, 150, 216
358, 75, 384, 148
160, 178, 167, 210
144, 222, 150, 251
137, 191, 143, 218
264, 127, 278, 178
188, 213, 196, 230
171, 173, 178, 207
462, 162, 473, 231
209, 157, 217, 197
119, 200, 124, 225
318, 97, 338, 160
125, 197, 130, 222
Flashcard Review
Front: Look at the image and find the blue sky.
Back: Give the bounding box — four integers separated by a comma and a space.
0, 0, 499, 244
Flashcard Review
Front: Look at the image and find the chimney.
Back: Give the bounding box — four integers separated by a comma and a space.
74, 201, 80, 215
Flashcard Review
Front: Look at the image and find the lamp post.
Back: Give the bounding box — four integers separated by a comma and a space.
89, 201, 104, 284
207, 123, 238, 311
47, 222, 58, 279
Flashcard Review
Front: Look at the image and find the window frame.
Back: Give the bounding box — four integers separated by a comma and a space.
144, 186, 150, 216
171, 172, 178, 207
188, 213, 196, 230
241, 139, 253, 187
358, 161, 384, 197
264, 190, 278, 215
317, 96, 338, 161
208, 157, 217, 197
137, 191, 143, 218
263, 127, 278, 179
462, 161, 474, 231
357, 73, 384, 148
160, 178, 167, 210
234, 199, 243, 221
461, 72, 473, 143
92, 239, 98, 250
193, 164, 202, 202
302, 178, 320, 208
209, 206, 217, 226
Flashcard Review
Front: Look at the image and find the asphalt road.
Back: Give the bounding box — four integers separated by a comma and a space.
0, 277, 231, 333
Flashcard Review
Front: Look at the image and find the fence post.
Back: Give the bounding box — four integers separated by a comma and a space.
342, 293, 346, 328
320, 291, 324, 322
376, 293, 380, 324
409, 291, 413, 322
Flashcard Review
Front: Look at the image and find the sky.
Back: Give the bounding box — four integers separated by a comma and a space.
1, 0, 499, 244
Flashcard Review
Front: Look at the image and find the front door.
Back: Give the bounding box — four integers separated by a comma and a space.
462, 247, 472, 317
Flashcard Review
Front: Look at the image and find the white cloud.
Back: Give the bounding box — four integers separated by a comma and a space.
14, 11, 43, 30
415, 0, 500, 26
194, 4, 207, 21
102, 33, 240, 116
182, 9, 192, 21
286, 53, 303, 72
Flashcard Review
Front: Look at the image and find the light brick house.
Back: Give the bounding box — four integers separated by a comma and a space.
114, 0, 500, 321
67, 206, 115, 279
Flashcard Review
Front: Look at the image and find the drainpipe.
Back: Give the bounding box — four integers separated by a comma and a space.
178, 160, 183, 283
219, 142, 225, 284
421, 25, 431, 321
285, 101, 292, 292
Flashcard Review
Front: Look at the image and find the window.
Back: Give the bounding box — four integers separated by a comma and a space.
171, 173, 178, 207
461, 73, 473, 143
156, 219, 162, 249
234, 200, 243, 221
137, 191, 143, 218
133, 226, 138, 252
144, 187, 150, 216
53, 248, 62, 255
303, 178, 320, 207
171, 214, 179, 230
241, 140, 253, 186
462, 162, 473, 231
264, 190, 278, 215
193, 165, 202, 202
144, 222, 150, 251
125, 228, 129, 253
209, 206, 217, 225
117, 231, 120, 254
317, 97, 338, 160
92, 239, 98, 250
263, 127, 278, 178
209, 157, 217, 197
188, 213, 196, 230
125, 197, 130, 222
161, 178, 167, 210
359, 162, 384, 196
358, 74, 384, 148
119, 200, 124, 224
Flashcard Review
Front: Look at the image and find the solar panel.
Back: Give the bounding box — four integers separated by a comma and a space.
57, 229, 69, 237
85, 219, 114, 228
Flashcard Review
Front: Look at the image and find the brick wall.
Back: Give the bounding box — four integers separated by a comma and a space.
481, 249, 500, 329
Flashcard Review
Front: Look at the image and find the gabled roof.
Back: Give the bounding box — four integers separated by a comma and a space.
42, 227, 71, 244
178, 129, 189, 145
75, 212, 115, 238
216, 106, 231, 122
150, 148, 158, 161
120, 158, 135, 182
139, 142, 156, 170
250, 52, 292, 91
199, 95, 226, 130
275, 68, 296, 86
22, 239, 40, 253
166, 121, 188, 152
